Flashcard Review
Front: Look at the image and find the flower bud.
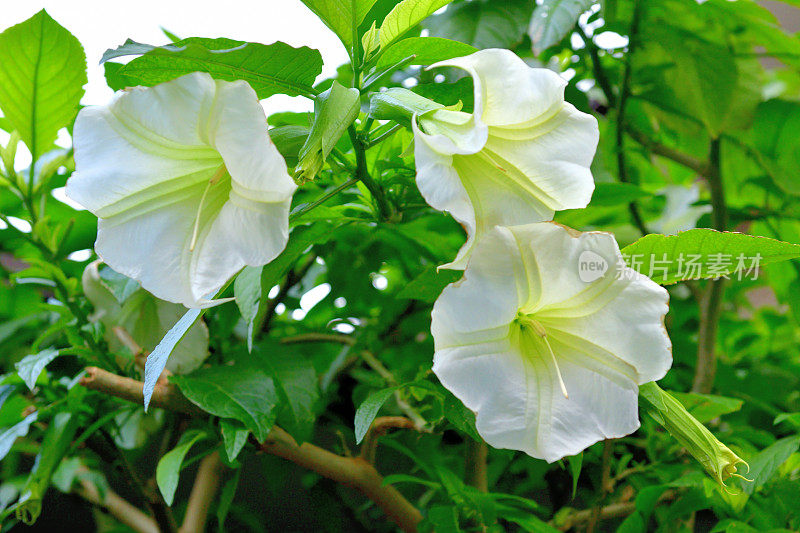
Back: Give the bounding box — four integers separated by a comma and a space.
368, 87, 442, 127
639, 382, 749, 487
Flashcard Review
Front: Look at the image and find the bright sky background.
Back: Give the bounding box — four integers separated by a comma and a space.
2, 0, 350, 114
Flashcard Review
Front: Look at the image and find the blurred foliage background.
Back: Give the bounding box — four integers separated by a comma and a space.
1, 0, 800, 532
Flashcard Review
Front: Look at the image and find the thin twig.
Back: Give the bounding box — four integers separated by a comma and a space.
464, 439, 488, 493
615, 0, 649, 236
359, 416, 417, 464
75, 479, 158, 533
179, 451, 225, 533
692, 138, 726, 394
625, 126, 711, 176
79, 367, 423, 533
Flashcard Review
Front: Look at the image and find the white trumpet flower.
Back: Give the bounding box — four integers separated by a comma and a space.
431, 222, 672, 461
413, 49, 599, 268
67, 72, 297, 307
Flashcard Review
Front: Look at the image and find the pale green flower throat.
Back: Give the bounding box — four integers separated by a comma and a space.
189, 164, 230, 252
513, 312, 569, 399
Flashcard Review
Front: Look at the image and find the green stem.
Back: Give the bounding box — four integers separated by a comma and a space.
348, 126, 393, 221
290, 178, 359, 223
366, 124, 403, 149
615, 0, 648, 236
692, 138, 726, 394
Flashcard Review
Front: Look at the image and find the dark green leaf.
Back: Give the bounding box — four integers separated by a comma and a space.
669, 391, 743, 424
354, 386, 397, 443
115, 38, 322, 99
425, 0, 533, 49
171, 361, 279, 442
529, 0, 595, 55
97, 265, 140, 304
234, 266, 262, 353
590, 183, 652, 207
220, 419, 249, 462
217, 467, 240, 531
742, 435, 800, 494
398, 265, 462, 303
751, 99, 800, 195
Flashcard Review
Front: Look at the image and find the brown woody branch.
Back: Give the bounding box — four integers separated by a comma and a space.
554, 490, 675, 531
75, 479, 158, 533
179, 451, 225, 533
79, 367, 423, 533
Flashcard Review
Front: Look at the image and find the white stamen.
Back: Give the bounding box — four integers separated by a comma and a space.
189, 180, 213, 252
531, 319, 569, 399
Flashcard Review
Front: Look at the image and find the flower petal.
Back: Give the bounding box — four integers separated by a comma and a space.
191, 197, 291, 302
432, 48, 568, 128
432, 225, 522, 339
433, 339, 640, 462
207, 79, 297, 202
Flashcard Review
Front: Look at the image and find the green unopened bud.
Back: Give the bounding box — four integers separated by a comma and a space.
639, 382, 750, 488
296, 81, 360, 182
368, 88, 443, 128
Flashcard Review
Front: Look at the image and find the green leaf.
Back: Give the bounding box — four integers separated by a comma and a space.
425, 0, 532, 49
528, 0, 594, 55
263, 348, 319, 443
156, 431, 206, 506
590, 182, 652, 207
380, 0, 454, 49
441, 391, 479, 441
751, 99, 800, 196
0, 412, 37, 462
297, 81, 360, 182
647, 25, 759, 136
171, 360, 279, 442
425, 505, 460, 533
220, 419, 250, 462
398, 265, 462, 303
14, 348, 59, 390
100, 38, 169, 62
301, 0, 378, 50
669, 391, 743, 424
144, 308, 204, 410
354, 386, 398, 443
567, 453, 582, 499
14, 411, 80, 525
376, 36, 477, 67
217, 467, 240, 531
234, 266, 262, 353
620, 229, 800, 285
114, 38, 322, 99
97, 265, 140, 304
742, 435, 800, 494
0, 10, 86, 159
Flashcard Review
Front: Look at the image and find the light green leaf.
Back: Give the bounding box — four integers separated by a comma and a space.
115, 38, 322, 99
171, 361, 279, 442
380, 0, 454, 49
742, 435, 800, 494
376, 37, 477, 67
144, 308, 204, 411
15, 348, 60, 390
620, 229, 800, 285
220, 419, 250, 462
354, 387, 398, 443
156, 431, 206, 506
301, 0, 378, 50
234, 266, 262, 353
528, 0, 595, 55
0, 10, 86, 160
0, 412, 38, 462
297, 81, 360, 182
